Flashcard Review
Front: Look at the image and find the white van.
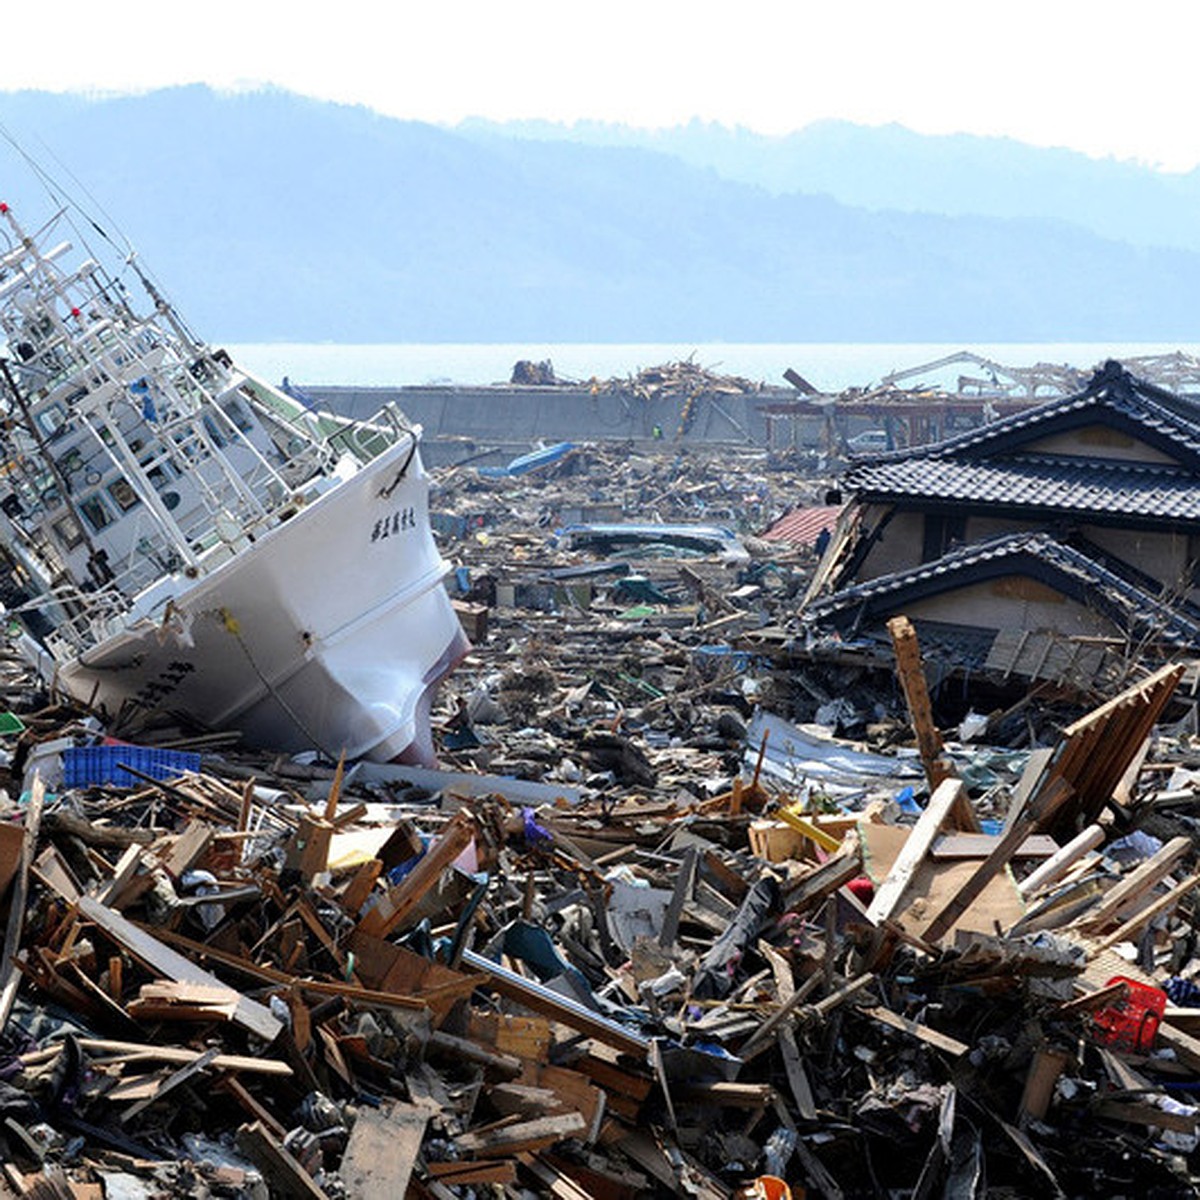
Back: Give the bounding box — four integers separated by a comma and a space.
846, 429, 889, 453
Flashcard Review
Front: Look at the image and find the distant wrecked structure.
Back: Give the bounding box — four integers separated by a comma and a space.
801, 360, 1200, 695
760, 349, 1200, 459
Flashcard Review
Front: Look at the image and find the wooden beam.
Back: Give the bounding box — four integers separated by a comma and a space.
20, 1040, 292, 1077
1019, 824, 1104, 896
862, 1006, 968, 1057
921, 776, 1075, 945
356, 811, 476, 939
0, 776, 43, 1036
457, 1112, 586, 1157
888, 615, 958, 800
1076, 836, 1191, 933
236, 1121, 330, 1199
460, 949, 649, 1057
866, 778, 965, 926
120, 1047, 218, 1123
1088, 871, 1200, 958
77, 896, 282, 1042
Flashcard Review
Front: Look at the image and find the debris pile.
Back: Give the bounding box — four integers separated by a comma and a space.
0, 596, 1198, 1199
0, 429, 1199, 1196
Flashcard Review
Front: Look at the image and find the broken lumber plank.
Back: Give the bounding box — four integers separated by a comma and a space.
460, 948, 650, 1056
338, 1101, 429, 1199
19, 1040, 292, 1076
426, 1160, 517, 1187
0, 776, 43, 1036
1158, 1022, 1200, 1072
236, 1120, 330, 1199
866, 777, 965, 925
285, 813, 333, 883
519, 1064, 605, 1144
340, 858, 382, 916
921, 775, 1075, 945
658, 845, 697, 950
30, 845, 81, 905
746, 972, 874, 1060
1092, 1098, 1198, 1134
159, 820, 214, 880
457, 1111, 586, 1157
126, 980, 240, 1023
782, 847, 862, 914
95, 843, 148, 910
932, 833, 1058, 860
1019, 824, 1105, 896
1088, 871, 1200, 958
152, 927, 425, 1012
427, 1030, 523, 1078
1076, 835, 1192, 932
515, 1153, 599, 1200
888, 615, 959, 800
675, 1081, 778, 1107
862, 1006, 968, 1056
778, 1025, 818, 1120
356, 810, 476, 938
1019, 1045, 1073, 1123
120, 1046, 218, 1123
218, 1075, 289, 1141
740, 972, 822, 1058
77, 896, 282, 1042
617, 1128, 732, 1199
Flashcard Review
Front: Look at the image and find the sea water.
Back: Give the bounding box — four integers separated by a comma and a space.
225, 341, 1200, 393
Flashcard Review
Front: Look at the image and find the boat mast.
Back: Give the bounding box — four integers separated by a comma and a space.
0, 355, 112, 584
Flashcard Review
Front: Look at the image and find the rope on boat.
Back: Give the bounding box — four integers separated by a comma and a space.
218, 606, 335, 761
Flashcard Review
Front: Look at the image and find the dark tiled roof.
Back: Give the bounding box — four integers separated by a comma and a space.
844, 454, 1200, 521
803, 530, 1200, 649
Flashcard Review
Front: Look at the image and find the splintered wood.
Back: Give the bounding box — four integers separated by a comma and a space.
0, 594, 1197, 1198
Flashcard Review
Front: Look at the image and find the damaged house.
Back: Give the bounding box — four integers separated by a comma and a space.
801, 360, 1200, 694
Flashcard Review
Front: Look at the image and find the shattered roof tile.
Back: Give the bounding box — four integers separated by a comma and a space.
762, 504, 844, 546
804, 530, 1200, 649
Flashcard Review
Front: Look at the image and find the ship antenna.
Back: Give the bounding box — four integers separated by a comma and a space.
0, 120, 132, 259
126, 255, 203, 352
0, 121, 202, 347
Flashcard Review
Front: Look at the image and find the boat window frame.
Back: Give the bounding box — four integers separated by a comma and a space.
78, 492, 114, 533
107, 477, 141, 513
52, 512, 85, 550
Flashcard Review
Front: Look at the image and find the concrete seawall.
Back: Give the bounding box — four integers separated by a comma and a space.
303, 383, 796, 465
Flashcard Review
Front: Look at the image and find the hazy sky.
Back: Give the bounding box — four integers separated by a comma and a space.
12, 1, 1200, 170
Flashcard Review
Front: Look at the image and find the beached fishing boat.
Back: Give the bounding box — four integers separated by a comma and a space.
0, 200, 467, 762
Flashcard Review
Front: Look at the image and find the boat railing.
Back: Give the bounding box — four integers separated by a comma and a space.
24, 581, 131, 655
323, 403, 413, 464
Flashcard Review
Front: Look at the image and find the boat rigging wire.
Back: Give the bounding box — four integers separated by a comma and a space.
0, 120, 130, 260
0, 121, 196, 340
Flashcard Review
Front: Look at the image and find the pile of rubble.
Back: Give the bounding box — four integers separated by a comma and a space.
4, 442, 1200, 1197
0, 593, 1199, 1197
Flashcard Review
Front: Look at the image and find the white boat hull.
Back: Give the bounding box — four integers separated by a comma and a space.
55, 437, 467, 763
